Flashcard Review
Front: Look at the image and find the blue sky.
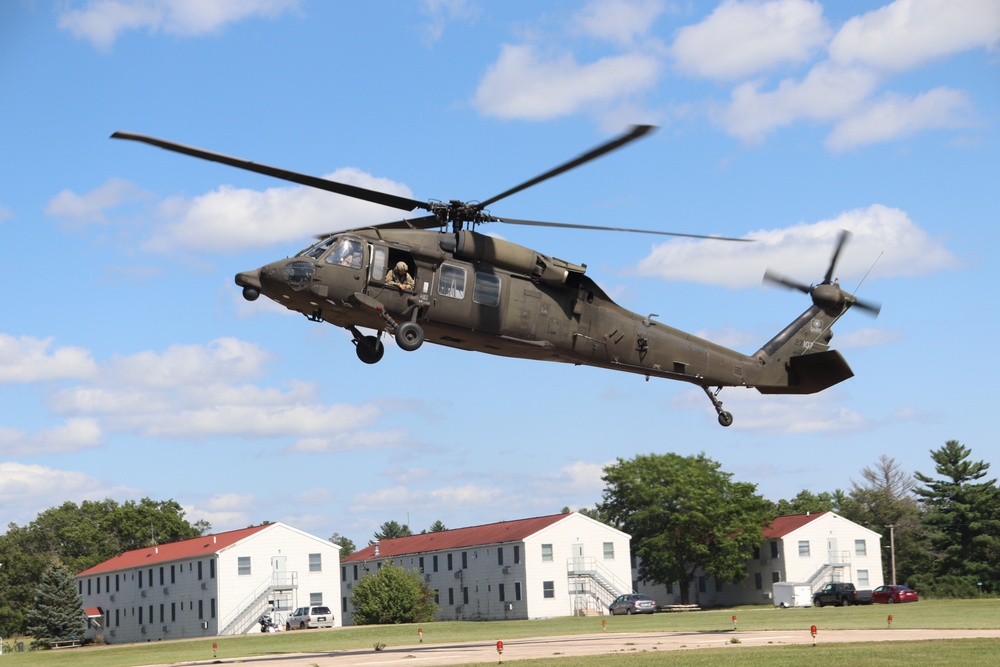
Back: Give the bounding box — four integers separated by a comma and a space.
1, 0, 998, 547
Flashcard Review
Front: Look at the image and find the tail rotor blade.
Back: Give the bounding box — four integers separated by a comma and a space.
763, 269, 812, 294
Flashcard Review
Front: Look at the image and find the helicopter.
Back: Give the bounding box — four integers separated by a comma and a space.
111, 126, 879, 426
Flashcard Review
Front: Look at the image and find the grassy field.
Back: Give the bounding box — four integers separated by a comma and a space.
2, 599, 997, 667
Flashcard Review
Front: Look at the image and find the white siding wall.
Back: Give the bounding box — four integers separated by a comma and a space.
78, 523, 341, 644
340, 514, 630, 624
634, 513, 884, 608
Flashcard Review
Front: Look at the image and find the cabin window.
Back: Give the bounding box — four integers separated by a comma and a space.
371, 247, 387, 282
438, 264, 466, 298
473, 272, 501, 306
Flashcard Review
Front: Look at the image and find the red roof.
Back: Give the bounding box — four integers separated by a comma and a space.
763, 512, 827, 538
342, 513, 570, 562
76, 524, 272, 577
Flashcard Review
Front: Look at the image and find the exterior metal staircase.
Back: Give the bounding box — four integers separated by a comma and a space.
805, 550, 852, 592
219, 571, 298, 635
566, 557, 631, 613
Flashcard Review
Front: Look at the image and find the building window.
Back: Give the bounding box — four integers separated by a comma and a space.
138, 570, 143, 588
772, 571, 780, 583
419, 556, 425, 572
497, 548, 504, 566
462, 551, 468, 569
855, 539, 867, 557
463, 587, 469, 604
473, 272, 501, 307
499, 583, 506, 602
716, 576, 723, 593
170, 565, 175, 584
770, 541, 779, 558
603, 542, 615, 559
448, 588, 454, 605
310, 592, 323, 606
541, 544, 553, 562
342, 597, 348, 612
698, 576, 706, 593
754, 573, 763, 590
171, 602, 176, 622
353, 564, 358, 581
88, 578, 92, 595
198, 560, 203, 580
309, 553, 322, 572
798, 540, 810, 557
543, 581, 555, 599
515, 582, 522, 601
434, 589, 439, 605
433, 555, 439, 573
198, 600, 204, 620
858, 569, 870, 587
210, 559, 216, 579
753, 546, 761, 559
514, 545, 520, 564
139, 606, 143, 624
116, 608, 120, 626
238, 556, 251, 576
447, 553, 453, 571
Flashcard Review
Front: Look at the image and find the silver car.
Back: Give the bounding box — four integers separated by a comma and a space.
609, 593, 657, 615
286, 605, 335, 629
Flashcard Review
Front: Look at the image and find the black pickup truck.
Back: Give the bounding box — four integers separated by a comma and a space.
813, 582, 874, 607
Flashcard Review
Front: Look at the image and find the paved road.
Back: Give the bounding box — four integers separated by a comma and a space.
157, 628, 1000, 666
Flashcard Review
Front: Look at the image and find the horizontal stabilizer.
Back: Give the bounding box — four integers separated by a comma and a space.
756, 350, 854, 395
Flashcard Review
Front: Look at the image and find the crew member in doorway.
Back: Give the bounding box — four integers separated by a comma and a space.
386, 261, 414, 291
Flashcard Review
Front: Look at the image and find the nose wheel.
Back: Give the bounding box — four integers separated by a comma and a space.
702, 386, 734, 427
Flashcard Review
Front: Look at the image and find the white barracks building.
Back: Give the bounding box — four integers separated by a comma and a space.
341, 513, 632, 622
75, 522, 341, 643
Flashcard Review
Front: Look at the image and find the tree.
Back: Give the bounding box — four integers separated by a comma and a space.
25, 566, 86, 648
350, 561, 438, 624
773, 489, 844, 516
329, 533, 356, 558
0, 497, 206, 636
371, 520, 412, 543
840, 455, 923, 585
599, 452, 772, 604
913, 441, 1000, 594
427, 520, 447, 533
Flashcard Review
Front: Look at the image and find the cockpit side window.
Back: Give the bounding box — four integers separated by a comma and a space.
325, 238, 363, 269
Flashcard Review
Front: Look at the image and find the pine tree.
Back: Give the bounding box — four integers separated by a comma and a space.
25, 566, 86, 648
914, 440, 1000, 594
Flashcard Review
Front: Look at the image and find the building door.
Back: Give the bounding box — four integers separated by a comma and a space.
827, 538, 839, 564
272, 556, 288, 587
572, 543, 585, 570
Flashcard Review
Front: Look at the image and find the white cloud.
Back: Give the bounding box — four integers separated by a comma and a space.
419, 0, 480, 45
634, 205, 958, 288
0, 334, 98, 383
0, 462, 131, 528
826, 87, 973, 151
472, 44, 660, 120
146, 169, 415, 253
0, 205, 13, 223
574, 0, 666, 47
58, 0, 301, 51
0, 419, 103, 456
672, 0, 830, 80
715, 63, 879, 144
45, 178, 151, 225
828, 0, 1000, 73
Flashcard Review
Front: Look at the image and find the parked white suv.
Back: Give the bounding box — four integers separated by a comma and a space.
286, 605, 335, 630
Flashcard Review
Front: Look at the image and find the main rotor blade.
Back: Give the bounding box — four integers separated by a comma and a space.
111, 131, 429, 213
823, 229, 851, 284
500, 217, 751, 242
477, 125, 656, 210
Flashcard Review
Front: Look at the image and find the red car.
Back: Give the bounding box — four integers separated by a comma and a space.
872, 585, 918, 604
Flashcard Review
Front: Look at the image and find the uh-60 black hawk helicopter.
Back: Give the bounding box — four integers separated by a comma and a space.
112, 125, 879, 427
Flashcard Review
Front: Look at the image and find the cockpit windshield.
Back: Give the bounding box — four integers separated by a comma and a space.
325, 237, 363, 269
299, 236, 336, 259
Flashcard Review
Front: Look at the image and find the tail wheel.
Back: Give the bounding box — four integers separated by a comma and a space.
355, 335, 385, 364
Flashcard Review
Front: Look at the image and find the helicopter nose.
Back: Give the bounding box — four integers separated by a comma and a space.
235, 269, 262, 301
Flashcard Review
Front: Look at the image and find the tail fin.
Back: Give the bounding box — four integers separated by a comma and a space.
750, 230, 879, 395
751, 305, 853, 394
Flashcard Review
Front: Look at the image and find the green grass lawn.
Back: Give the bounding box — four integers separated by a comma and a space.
3, 599, 997, 667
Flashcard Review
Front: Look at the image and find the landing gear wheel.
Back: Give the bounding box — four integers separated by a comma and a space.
395, 321, 424, 351
702, 386, 734, 427
355, 336, 385, 364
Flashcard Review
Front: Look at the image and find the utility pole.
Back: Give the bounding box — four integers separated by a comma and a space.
885, 524, 897, 585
